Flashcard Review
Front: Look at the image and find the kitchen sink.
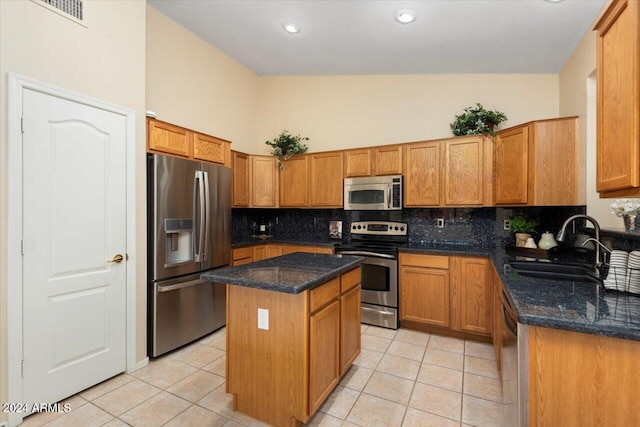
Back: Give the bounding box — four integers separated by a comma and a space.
508, 260, 601, 283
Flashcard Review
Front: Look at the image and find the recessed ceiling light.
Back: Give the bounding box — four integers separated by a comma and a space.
282, 23, 301, 34
394, 9, 416, 24
544, 0, 565, 3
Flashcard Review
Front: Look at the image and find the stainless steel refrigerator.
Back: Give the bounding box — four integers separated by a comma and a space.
147, 153, 231, 357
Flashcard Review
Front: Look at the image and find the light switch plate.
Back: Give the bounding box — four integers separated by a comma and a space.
258, 308, 269, 330
436, 218, 445, 228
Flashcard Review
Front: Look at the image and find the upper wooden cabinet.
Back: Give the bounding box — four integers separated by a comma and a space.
494, 117, 577, 206
404, 135, 491, 207
147, 119, 231, 166
280, 156, 309, 207
344, 148, 372, 177
373, 145, 403, 175
494, 126, 529, 205
193, 132, 229, 165
344, 145, 402, 177
444, 136, 490, 206
404, 141, 442, 206
148, 120, 191, 158
595, 0, 640, 196
232, 151, 250, 207
251, 156, 279, 207
310, 152, 344, 207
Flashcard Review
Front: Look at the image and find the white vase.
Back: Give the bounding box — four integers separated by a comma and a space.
524, 237, 537, 249
538, 232, 558, 250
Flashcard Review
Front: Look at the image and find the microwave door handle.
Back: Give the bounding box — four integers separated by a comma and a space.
387, 184, 391, 209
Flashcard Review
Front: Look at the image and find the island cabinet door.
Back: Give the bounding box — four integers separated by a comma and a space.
309, 299, 340, 415
340, 274, 361, 376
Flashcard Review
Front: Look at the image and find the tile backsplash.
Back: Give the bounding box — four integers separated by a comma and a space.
232, 206, 588, 247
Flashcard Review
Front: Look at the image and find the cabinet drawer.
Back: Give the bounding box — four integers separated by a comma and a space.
400, 253, 449, 269
310, 277, 340, 313
233, 247, 253, 261
341, 267, 361, 294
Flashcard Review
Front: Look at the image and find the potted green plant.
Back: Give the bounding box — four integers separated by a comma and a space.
450, 103, 507, 136
265, 130, 309, 170
508, 214, 539, 247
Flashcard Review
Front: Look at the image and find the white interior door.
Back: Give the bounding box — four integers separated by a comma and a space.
22, 88, 127, 406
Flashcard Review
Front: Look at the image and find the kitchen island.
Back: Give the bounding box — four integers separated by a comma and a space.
202, 252, 363, 427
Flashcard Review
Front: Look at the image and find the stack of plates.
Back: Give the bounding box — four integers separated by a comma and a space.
604, 250, 629, 292
628, 251, 640, 294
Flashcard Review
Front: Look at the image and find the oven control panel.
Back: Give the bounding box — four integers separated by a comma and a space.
350, 221, 407, 236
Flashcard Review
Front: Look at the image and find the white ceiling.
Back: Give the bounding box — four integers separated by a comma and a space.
147, 0, 606, 76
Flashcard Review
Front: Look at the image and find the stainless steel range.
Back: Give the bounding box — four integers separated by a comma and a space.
334, 221, 407, 329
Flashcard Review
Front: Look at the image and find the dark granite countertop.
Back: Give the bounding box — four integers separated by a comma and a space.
202, 252, 363, 294
232, 238, 339, 249
401, 243, 640, 341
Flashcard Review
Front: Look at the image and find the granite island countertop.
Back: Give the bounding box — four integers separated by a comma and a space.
400, 243, 640, 341
202, 252, 363, 294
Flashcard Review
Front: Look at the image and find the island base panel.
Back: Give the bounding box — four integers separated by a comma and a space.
227, 285, 309, 426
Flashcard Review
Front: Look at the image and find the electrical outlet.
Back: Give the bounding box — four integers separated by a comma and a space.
504, 219, 511, 231
437, 218, 445, 228
258, 308, 269, 330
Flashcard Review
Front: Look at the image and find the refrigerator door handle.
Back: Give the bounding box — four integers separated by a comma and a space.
193, 170, 206, 263
157, 278, 203, 293
203, 171, 211, 261
193, 170, 200, 261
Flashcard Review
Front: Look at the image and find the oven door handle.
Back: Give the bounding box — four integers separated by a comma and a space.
337, 250, 395, 259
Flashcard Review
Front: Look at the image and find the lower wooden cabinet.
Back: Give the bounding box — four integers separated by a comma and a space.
339, 269, 361, 375
450, 256, 491, 336
491, 266, 504, 372
309, 299, 340, 414
235, 243, 331, 265
400, 261, 450, 327
231, 247, 253, 266
399, 252, 490, 340
283, 244, 334, 255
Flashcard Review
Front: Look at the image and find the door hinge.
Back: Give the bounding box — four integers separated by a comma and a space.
21, 117, 24, 134
21, 360, 25, 377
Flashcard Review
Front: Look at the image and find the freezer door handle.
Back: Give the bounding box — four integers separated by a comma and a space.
157, 278, 204, 293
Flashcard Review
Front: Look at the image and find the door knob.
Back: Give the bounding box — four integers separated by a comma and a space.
108, 254, 124, 263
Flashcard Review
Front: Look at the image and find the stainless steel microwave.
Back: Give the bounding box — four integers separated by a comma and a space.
344, 175, 403, 210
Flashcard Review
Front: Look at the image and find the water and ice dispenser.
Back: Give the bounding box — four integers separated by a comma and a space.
164, 218, 193, 265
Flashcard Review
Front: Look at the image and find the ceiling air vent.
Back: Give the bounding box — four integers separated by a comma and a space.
34, 0, 85, 24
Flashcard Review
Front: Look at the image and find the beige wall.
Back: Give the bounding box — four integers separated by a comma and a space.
255, 74, 560, 154
146, 6, 259, 153
559, 25, 622, 229
0, 0, 147, 419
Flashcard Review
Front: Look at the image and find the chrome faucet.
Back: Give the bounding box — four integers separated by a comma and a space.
556, 214, 602, 267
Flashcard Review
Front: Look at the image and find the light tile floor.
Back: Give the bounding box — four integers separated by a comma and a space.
21, 325, 506, 427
